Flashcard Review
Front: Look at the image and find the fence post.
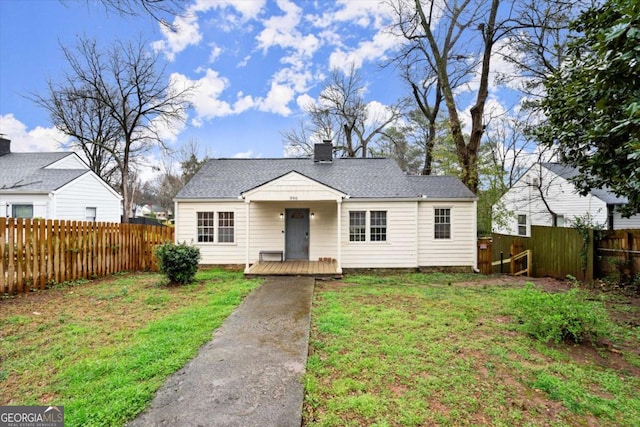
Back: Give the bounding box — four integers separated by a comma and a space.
585, 228, 594, 281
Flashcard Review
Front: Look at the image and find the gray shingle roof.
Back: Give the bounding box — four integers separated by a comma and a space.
176, 157, 476, 200
408, 175, 476, 199
541, 162, 628, 205
0, 152, 89, 192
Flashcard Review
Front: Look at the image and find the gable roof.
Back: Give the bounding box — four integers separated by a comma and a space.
176, 157, 476, 200
0, 152, 90, 192
541, 162, 627, 205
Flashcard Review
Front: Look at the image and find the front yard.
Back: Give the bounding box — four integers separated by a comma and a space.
0, 269, 260, 426
304, 274, 640, 426
1, 270, 639, 426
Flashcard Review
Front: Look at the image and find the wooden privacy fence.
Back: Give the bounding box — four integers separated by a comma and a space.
491, 227, 593, 280
1, 218, 174, 295
490, 227, 640, 281
596, 229, 640, 279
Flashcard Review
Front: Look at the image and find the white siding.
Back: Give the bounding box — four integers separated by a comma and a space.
341, 201, 418, 268
244, 172, 343, 201
177, 200, 339, 265
175, 201, 246, 264
0, 194, 50, 218
493, 167, 608, 236
418, 201, 476, 267
176, 198, 477, 269
46, 154, 88, 170
613, 211, 640, 229
53, 173, 121, 222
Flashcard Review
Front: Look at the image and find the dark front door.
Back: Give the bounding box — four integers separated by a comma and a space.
285, 208, 309, 260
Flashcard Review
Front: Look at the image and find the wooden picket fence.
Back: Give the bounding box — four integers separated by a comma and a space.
1, 218, 174, 295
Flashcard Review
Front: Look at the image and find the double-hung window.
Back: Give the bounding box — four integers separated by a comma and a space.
218, 212, 234, 243
370, 211, 387, 241
349, 210, 387, 242
197, 212, 216, 242
434, 208, 451, 239
517, 214, 527, 236
197, 211, 234, 243
86, 207, 97, 222
349, 211, 366, 242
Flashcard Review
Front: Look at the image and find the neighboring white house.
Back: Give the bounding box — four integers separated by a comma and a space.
174, 143, 478, 273
493, 162, 640, 237
0, 138, 122, 222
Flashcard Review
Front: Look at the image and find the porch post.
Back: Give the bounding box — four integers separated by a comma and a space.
336, 199, 342, 273
245, 200, 250, 273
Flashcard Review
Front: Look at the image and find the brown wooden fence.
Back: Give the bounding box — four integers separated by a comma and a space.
1, 218, 174, 295
596, 229, 640, 280
490, 226, 640, 281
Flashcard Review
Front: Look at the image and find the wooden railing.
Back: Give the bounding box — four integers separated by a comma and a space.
1, 218, 174, 295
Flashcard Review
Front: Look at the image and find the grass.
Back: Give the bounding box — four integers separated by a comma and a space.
0, 268, 261, 427
303, 273, 640, 426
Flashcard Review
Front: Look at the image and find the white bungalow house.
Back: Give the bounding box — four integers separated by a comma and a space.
0, 138, 122, 222
493, 162, 640, 237
174, 143, 478, 274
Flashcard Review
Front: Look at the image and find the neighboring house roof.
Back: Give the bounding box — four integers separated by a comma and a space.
0, 152, 90, 193
541, 162, 627, 205
176, 157, 476, 200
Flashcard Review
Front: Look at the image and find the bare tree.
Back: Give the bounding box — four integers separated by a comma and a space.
33, 37, 193, 222
284, 65, 404, 158
498, 0, 594, 102
33, 84, 122, 187
75, 0, 184, 27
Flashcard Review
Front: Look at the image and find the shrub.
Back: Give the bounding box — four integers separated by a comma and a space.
512, 283, 611, 344
155, 242, 201, 285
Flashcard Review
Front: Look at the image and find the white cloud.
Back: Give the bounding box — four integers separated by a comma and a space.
152, 11, 202, 61
296, 93, 315, 110
172, 69, 233, 125
0, 114, 69, 152
208, 43, 223, 63
328, 26, 399, 72
233, 150, 256, 158
233, 92, 257, 113
152, 0, 267, 60
257, 82, 295, 116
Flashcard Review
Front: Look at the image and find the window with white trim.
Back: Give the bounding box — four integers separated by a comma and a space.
86, 207, 97, 222
370, 211, 387, 241
12, 204, 33, 218
434, 208, 451, 239
349, 211, 366, 242
197, 212, 215, 242
349, 210, 387, 242
218, 212, 234, 243
517, 214, 527, 236
197, 211, 235, 243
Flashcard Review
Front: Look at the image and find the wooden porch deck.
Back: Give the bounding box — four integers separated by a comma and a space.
245, 260, 341, 277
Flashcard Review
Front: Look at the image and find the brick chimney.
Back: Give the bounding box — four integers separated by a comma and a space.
0, 137, 10, 156
313, 140, 332, 162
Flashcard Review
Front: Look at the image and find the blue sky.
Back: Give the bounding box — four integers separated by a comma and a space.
0, 0, 526, 182
0, 0, 410, 169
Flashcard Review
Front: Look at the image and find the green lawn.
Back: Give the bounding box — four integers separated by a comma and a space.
0, 269, 261, 426
304, 274, 640, 426
3, 271, 639, 427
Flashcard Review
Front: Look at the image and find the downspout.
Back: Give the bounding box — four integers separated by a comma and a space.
336, 199, 342, 273
473, 199, 479, 273
415, 200, 420, 268
245, 199, 250, 273
173, 200, 178, 243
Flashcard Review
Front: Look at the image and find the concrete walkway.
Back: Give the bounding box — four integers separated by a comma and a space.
128, 276, 315, 427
